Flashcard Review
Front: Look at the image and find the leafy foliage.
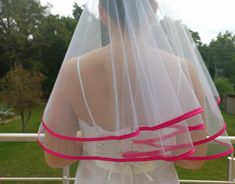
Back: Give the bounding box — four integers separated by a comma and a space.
214, 76, 234, 96
73, 2, 83, 20
0, 0, 47, 77
0, 64, 45, 132
31, 15, 77, 97
189, 30, 235, 87
209, 31, 235, 81
189, 30, 203, 47
0, 0, 234, 104
0, 0, 80, 97
0, 104, 15, 121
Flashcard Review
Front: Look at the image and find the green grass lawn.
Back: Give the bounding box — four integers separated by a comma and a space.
0, 105, 234, 183
177, 112, 234, 181
0, 105, 78, 184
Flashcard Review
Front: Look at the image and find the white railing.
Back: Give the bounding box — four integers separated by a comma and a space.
0, 134, 234, 184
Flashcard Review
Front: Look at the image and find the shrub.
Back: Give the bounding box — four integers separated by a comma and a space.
0, 64, 45, 131
0, 104, 15, 121
214, 76, 234, 96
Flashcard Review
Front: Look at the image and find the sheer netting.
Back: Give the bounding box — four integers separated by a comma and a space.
37, 0, 234, 162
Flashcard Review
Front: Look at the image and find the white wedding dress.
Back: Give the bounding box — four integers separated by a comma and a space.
74, 119, 180, 184
74, 58, 180, 184
37, 1, 234, 183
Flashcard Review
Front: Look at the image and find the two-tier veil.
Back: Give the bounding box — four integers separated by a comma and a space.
37, 0, 234, 162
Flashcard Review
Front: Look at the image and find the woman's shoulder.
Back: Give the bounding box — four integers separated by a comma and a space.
157, 48, 195, 69
157, 49, 199, 80
80, 46, 108, 66
59, 46, 108, 83
158, 49, 185, 63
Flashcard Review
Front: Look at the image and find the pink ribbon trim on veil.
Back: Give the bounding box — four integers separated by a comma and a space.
37, 103, 234, 161
37, 136, 234, 162
41, 107, 203, 141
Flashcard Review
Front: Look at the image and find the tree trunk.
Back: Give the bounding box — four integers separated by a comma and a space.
20, 111, 25, 133
25, 108, 32, 128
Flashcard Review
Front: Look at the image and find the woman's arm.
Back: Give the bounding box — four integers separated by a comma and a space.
44, 150, 77, 169
41, 60, 85, 169
175, 60, 208, 170
44, 131, 82, 169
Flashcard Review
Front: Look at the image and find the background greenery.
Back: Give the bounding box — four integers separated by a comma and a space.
0, 105, 234, 183
0, 0, 235, 183
0, 0, 235, 96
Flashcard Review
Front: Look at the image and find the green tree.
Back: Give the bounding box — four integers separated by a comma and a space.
214, 76, 234, 96
31, 15, 77, 97
188, 30, 210, 69
72, 2, 83, 20
0, 64, 45, 132
189, 30, 202, 47
0, 0, 47, 77
208, 31, 235, 82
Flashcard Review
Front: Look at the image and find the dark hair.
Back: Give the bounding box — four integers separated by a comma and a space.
99, 0, 157, 28
99, 0, 126, 25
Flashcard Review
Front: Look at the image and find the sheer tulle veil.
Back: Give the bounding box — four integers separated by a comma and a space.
37, 0, 234, 162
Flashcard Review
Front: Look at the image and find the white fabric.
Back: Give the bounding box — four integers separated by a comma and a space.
75, 160, 179, 184
75, 118, 180, 184
37, 0, 233, 174
77, 57, 96, 126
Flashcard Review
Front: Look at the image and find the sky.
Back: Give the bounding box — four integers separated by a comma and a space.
40, 0, 235, 44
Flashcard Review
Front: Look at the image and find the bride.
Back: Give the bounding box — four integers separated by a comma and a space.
37, 0, 234, 183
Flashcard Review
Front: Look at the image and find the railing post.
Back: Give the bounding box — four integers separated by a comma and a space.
62, 166, 70, 184
0, 134, 234, 183
0, 0, 2, 13
228, 152, 235, 182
